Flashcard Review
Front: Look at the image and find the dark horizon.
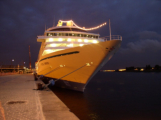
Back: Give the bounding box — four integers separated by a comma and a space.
0, 0, 161, 69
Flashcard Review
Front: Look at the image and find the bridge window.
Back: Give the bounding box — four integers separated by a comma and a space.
46, 33, 98, 39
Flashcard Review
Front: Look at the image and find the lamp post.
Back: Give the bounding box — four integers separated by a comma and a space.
24, 62, 25, 74
18, 64, 19, 73
12, 59, 14, 72
12, 59, 14, 65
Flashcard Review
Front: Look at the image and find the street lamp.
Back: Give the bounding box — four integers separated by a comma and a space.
12, 59, 14, 72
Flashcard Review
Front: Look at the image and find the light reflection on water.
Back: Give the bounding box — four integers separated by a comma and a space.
50, 72, 161, 120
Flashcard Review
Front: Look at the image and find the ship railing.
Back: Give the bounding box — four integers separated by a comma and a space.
101, 35, 122, 41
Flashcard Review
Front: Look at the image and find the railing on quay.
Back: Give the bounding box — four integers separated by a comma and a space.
101, 35, 122, 41
0, 65, 24, 69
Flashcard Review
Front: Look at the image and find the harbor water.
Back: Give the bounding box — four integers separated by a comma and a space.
50, 72, 161, 120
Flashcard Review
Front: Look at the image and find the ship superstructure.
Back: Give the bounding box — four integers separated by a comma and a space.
36, 20, 122, 92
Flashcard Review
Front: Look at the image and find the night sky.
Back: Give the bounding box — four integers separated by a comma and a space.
0, 0, 161, 69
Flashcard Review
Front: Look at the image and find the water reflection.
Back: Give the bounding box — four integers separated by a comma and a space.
50, 72, 161, 120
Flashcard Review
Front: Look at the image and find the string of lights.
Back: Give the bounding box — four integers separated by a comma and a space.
59, 20, 107, 31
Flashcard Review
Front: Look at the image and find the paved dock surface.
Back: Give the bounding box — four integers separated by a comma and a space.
0, 74, 79, 120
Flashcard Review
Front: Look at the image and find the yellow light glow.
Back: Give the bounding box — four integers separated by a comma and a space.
49, 38, 54, 42
93, 40, 98, 43
67, 21, 73, 26
45, 49, 54, 54
58, 38, 63, 41
104, 70, 115, 72
57, 20, 63, 26
67, 44, 73, 47
119, 69, 126, 72
79, 44, 84, 46
67, 38, 71, 41
140, 69, 144, 71
50, 44, 56, 47
78, 39, 82, 42
84, 39, 88, 42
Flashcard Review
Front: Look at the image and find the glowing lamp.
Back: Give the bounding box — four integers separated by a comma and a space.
84, 39, 88, 42
49, 38, 54, 42
79, 44, 84, 46
78, 39, 82, 42
67, 38, 71, 41
93, 40, 98, 43
58, 38, 63, 41
51, 44, 56, 47
67, 44, 73, 47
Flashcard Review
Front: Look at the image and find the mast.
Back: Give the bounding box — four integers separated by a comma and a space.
109, 19, 111, 40
29, 45, 32, 70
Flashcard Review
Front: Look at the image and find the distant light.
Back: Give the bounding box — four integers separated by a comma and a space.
119, 69, 126, 72
104, 70, 115, 72
12, 59, 14, 62
140, 68, 144, 71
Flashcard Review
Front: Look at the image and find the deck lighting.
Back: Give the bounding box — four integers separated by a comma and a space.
49, 38, 54, 42
45, 49, 54, 54
84, 39, 88, 42
67, 44, 73, 47
78, 39, 82, 42
51, 44, 56, 47
79, 44, 84, 46
93, 40, 98, 43
58, 38, 63, 41
67, 38, 71, 41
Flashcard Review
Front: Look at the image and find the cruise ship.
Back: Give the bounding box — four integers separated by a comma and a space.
36, 20, 122, 92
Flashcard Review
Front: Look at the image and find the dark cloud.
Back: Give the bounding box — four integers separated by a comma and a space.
120, 39, 161, 53
138, 31, 161, 40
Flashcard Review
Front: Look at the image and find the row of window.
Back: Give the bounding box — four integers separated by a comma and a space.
47, 33, 99, 39
46, 38, 99, 43
40, 51, 79, 61
46, 43, 85, 48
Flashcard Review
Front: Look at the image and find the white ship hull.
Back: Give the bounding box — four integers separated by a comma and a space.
37, 40, 121, 92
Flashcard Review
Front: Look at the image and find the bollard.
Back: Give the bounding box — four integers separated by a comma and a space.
37, 83, 43, 90
34, 73, 38, 81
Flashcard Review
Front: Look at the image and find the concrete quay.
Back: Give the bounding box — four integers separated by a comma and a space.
0, 74, 79, 120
